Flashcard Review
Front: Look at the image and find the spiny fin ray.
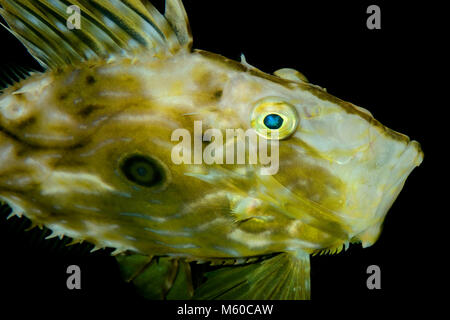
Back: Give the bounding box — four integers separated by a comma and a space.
165, 0, 192, 50
0, 64, 35, 90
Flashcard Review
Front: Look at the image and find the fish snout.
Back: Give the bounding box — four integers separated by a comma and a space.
355, 138, 423, 247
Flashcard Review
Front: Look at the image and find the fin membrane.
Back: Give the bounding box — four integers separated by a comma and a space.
193, 252, 311, 300
0, 0, 192, 69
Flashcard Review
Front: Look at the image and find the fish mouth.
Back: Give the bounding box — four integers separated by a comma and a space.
356, 139, 423, 247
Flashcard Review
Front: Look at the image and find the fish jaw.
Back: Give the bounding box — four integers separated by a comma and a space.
284, 95, 424, 249
337, 122, 423, 243
353, 139, 423, 247
225, 75, 426, 253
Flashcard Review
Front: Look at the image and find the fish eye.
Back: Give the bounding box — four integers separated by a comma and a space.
263, 114, 284, 129
251, 97, 299, 140
120, 155, 166, 187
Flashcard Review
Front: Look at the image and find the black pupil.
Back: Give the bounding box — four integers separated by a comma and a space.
136, 167, 147, 176
263, 114, 284, 129
121, 155, 164, 187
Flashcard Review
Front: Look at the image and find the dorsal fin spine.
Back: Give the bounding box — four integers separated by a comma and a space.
165, 0, 193, 50
0, 0, 194, 70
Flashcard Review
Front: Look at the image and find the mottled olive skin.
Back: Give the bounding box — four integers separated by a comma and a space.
0, 49, 422, 258
0, 0, 422, 300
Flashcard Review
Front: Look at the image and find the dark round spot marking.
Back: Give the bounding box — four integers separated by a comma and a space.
214, 90, 223, 99
79, 105, 96, 117
86, 75, 96, 84
263, 114, 284, 129
121, 155, 165, 187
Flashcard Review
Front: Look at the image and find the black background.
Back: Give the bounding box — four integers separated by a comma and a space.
0, 0, 436, 315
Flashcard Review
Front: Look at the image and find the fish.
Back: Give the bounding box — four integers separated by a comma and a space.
0, 0, 423, 300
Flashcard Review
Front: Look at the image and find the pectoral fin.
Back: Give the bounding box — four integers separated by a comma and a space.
193, 252, 311, 300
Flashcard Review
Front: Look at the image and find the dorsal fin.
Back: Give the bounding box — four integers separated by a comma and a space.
0, 0, 193, 70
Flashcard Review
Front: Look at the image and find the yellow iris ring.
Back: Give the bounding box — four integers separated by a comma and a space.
250, 97, 299, 140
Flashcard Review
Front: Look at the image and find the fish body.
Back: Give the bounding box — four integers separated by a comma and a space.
0, 0, 423, 299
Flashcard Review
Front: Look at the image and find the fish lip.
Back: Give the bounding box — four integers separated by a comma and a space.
357, 139, 423, 247
378, 139, 423, 208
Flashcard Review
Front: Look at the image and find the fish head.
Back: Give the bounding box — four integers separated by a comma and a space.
206, 55, 424, 252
